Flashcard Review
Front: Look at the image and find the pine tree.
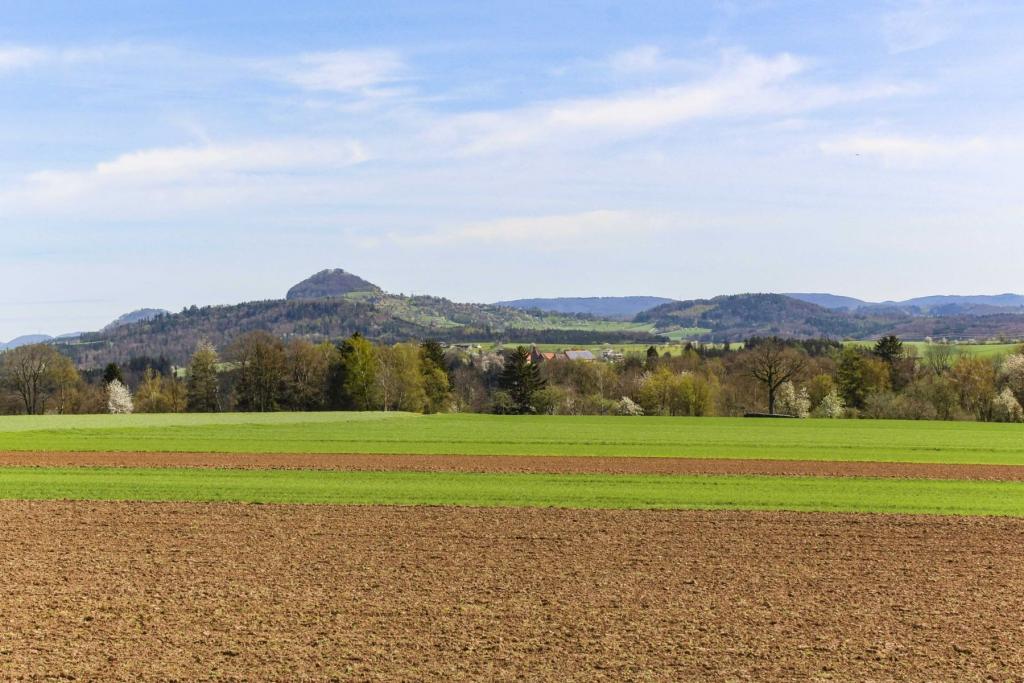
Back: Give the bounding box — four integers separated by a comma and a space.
103, 363, 124, 385
498, 346, 546, 414
873, 335, 904, 365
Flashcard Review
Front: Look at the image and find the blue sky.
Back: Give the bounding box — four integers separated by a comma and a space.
2, 1, 1023, 339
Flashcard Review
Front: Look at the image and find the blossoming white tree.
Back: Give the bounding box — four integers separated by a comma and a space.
776, 381, 810, 418
107, 379, 134, 415
616, 396, 644, 416
816, 389, 846, 418
992, 387, 1023, 423
999, 354, 1024, 404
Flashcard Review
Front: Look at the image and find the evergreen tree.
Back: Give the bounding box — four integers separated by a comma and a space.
103, 363, 124, 385
186, 341, 221, 412
873, 335, 904, 365
498, 346, 546, 414
419, 340, 447, 372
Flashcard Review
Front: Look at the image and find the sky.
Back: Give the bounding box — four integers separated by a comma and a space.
1, 0, 1023, 339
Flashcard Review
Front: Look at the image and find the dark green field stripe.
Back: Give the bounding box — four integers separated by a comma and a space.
1, 467, 1023, 516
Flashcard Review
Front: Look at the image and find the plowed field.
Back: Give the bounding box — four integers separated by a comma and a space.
2, 502, 1022, 681
4, 450, 1024, 481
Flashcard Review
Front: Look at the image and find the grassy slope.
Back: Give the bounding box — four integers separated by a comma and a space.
1, 467, 1022, 515
1, 413, 1023, 464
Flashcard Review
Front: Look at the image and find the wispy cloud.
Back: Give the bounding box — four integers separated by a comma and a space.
819, 134, 995, 165
882, 0, 975, 53
0, 43, 142, 72
388, 210, 669, 249
4, 139, 370, 211
0, 46, 46, 70
269, 49, 406, 95
608, 45, 672, 73
433, 51, 910, 155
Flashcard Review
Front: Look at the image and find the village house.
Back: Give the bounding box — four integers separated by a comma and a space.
527, 345, 596, 363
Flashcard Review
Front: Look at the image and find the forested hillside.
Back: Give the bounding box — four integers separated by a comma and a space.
635, 294, 901, 341
495, 296, 675, 320
56, 293, 663, 368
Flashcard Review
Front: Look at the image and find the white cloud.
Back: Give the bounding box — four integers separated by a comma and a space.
389, 210, 669, 249
0, 46, 47, 70
819, 134, 995, 165
608, 45, 667, 73
276, 49, 405, 93
434, 52, 910, 155
4, 139, 370, 210
882, 0, 974, 53
0, 43, 141, 72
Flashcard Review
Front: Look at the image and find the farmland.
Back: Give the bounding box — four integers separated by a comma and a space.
3, 467, 1024, 515
846, 339, 1021, 358
2, 411, 1024, 464
3, 412, 1024, 679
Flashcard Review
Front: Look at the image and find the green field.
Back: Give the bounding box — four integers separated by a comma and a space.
0, 412, 1022, 464
1, 467, 1022, 515
3, 413, 1022, 515
486, 341, 719, 356
845, 340, 1021, 358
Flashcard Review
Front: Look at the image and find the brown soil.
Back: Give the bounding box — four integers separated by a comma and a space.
3, 450, 1024, 481
1, 502, 1023, 681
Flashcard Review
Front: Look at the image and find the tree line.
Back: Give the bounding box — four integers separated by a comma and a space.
2, 333, 1023, 422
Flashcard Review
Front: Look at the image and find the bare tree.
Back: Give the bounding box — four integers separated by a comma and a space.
745, 341, 807, 415
924, 343, 955, 375
0, 344, 70, 415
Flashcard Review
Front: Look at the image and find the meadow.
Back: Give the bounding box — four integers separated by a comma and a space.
1, 412, 1023, 464
845, 340, 1021, 358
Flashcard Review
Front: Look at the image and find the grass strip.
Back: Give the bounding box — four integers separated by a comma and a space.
1, 467, 1023, 516
1, 413, 1023, 465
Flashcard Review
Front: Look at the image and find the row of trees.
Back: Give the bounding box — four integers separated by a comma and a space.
3, 333, 1024, 422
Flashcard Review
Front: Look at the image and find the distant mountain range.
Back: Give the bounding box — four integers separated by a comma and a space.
51, 271, 664, 368
0, 309, 169, 351
102, 308, 171, 332
785, 293, 1024, 316
0, 334, 55, 352
4, 269, 1024, 365
495, 296, 675, 320
496, 292, 1024, 319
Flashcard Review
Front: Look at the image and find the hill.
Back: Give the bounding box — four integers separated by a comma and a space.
494, 296, 675, 320
787, 292, 1024, 316
103, 308, 171, 331
0, 334, 54, 351
57, 291, 665, 368
635, 294, 904, 341
783, 293, 869, 310
286, 269, 381, 300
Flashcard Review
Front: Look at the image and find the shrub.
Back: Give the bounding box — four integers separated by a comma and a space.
863, 391, 936, 420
